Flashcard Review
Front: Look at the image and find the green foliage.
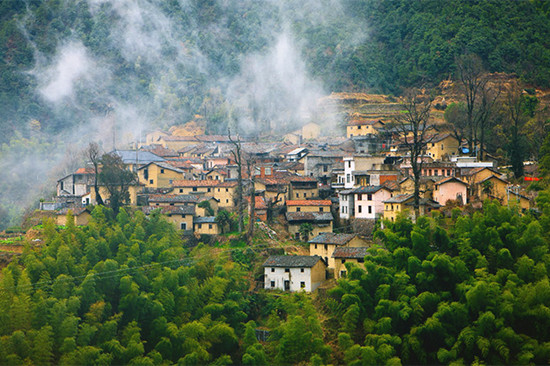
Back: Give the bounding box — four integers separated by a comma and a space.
327, 201, 550, 364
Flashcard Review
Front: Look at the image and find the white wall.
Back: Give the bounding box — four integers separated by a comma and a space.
264, 267, 315, 292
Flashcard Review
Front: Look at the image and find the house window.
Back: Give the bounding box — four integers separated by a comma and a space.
226, 188, 229, 192
320, 207, 324, 212
149, 179, 154, 184
346, 174, 350, 183
271, 281, 275, 287
169, 180, 173, 184
160, 169, 164, 174
428, 169, 432, 176
192, 187, 197, 192
296, 193, 299, 198
209, 224, 212, 229
314, 244, 318, 249
342, 259, 346, 263
304, 193, 307, 197
218, 189, 221, 192
358, 205, 362, 213
207, 188, 211, 192
180, 223, 187, 230
198, 224, 202, 229
447, 169, 451, 176
285, 268, 290, 273
323, 165, 328, 172
368, 206, 372, 214
226, 199, 229, 203
301, 268, 305, 273
180, 189, 183, 193
341, 207, 345, 213
367, 194, 372, 201
358, 258, 364, 263
271, 268, 275, 272
348, 161, 351, 168
324, 244, 328, 250
434, 170, 438, 176
340, 271, 347, 278
358, 194, 362, 201
300, 282, 305, 288
296, 207, 301, 212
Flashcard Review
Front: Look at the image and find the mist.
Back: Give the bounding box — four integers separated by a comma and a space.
0, 0, 369, 228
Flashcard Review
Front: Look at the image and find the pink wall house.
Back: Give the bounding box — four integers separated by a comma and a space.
353, 186, 393, 219
433, 177, 468, 205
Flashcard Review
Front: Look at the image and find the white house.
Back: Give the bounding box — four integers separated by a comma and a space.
353, 185, 393, 219
263, 255, 326, 292
338, 189, 354, 219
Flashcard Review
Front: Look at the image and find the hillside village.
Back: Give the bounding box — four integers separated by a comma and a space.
35, 93, 536, 293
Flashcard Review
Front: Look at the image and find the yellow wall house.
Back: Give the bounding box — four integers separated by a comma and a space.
138, 162, 185, 188
308, 233, 368, 270
332, 246, 370, 280
289, 176, 319, 200
141, 206, 194, 231
263, 255, 327, 292
172, 180, 237, 209
477, 175, 509, 202
91, 184, 144, 206
504, 190, 530, 211
255, 177, 291, 205
56, 207, 91, 226
194, 217, 221, 235
286, 200, 334, 240
347, 120, 384, 138
383, 194, 414, 222
426, 133, 460, 161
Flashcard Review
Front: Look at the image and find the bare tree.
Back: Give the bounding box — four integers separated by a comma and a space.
228, 130, 244, 232
505, 84, 529, 179
393, 89, 433, 216
456, 54, 492, 157
246, 158, 256, 244
86, 142, 104, 206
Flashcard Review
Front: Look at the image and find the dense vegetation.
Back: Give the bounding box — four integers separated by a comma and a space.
3, 194, 550, 364
327, 197, 550, 364
0, 0, 549, 141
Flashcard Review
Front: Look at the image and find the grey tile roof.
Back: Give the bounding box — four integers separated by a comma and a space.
148, 194, 206, 203
263, 255, 324, 268
113, 150, 165, 165
351, 186, 389, 194
141, 206, 195, 215
332, 246, 370, 259
194, 216, 217, 224
309, 233, 356, 245
384, 194, 414, 204
286, 212, 334, 222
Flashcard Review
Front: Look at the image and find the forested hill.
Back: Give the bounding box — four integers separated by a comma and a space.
0, 0, 549, 140
2, 195, 550, 363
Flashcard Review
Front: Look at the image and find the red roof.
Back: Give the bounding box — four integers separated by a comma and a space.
75, 167, 95, 174
286, 200, 331, 206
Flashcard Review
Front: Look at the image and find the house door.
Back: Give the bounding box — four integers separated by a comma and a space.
284, 280, 290, 291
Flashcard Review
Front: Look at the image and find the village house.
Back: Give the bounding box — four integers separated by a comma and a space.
193, 216, 221, 235
304, 150, 346, 185
255, 176, 290, 205
338, 190, 354, 219
346, 119, 385, 138
286, 147, 308, 163
432, 176, 468, 205
353, 185, 393, 220
425, 133, 460, 161
138, 162, 185, 188
55, 207, 92, 226
247, 196, 268, 222
383, 194, 441, 222
332, 246, 370, 279
56, 168, 95, 197
309, 233, 368, 269
286, 209, 333, 240
343, 155, 386, 189
263, 255, 326, 292
289, 176, 319, 200
477, 175, 510, 202
113, 150, 165, 172
141, 206, 194, 231
147, 194, 219, 216
172, 180, 237, 209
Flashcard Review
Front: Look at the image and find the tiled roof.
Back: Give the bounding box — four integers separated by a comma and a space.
246, 196, 268, 209
140, 145, 179, 157
141, 206, 195, 215
263, 255, 324, 268
148, 194, 205, 203
194, 216, 217, 224
309, 233, 356, 245
286, 212, 333, 222
384, 194, 414, 204
289, 176, 317, 183
332, 246, 370, 259
172, 179, 237, 188
74, 168, 95, 174
113, 150, 165, 164
348, 119, 384, 126
434, 176, 468, 186
139, 161, 186, 173
286, 200, 331, 206
352, 186, 389, 194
